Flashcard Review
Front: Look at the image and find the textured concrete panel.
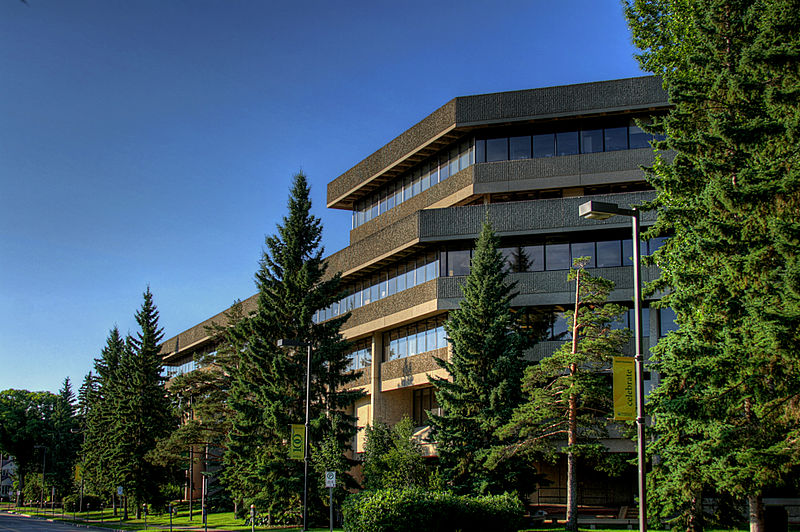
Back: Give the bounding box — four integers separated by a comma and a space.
381, 348, 447, 382
419, 191, 657, 241
340, 281, 438, 333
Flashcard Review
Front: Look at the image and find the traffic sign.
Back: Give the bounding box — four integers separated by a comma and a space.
324, 471, 336, 488
117, 486, 123, 496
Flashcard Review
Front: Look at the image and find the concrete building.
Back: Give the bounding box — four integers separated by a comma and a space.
160, 76, 675, 506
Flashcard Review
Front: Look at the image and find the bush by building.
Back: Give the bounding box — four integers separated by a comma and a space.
341, 487, 523, 532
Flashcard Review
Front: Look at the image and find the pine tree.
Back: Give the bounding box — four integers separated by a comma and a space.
429, 221, 532, 496
223, 172, 362, 525
625, 1, 800, 530
497, 259, 630, 532
362, 416, 428, 490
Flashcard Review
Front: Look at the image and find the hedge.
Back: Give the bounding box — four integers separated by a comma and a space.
341, 487, 523, 532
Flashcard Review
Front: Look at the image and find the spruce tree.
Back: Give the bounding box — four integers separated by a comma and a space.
625, 1, 800, 530
429, 221, 532, 496
50, 378, 80, 499
223, 172, 361, 525
113, 288, 176, 517
83, 327, 126, 505
497, 259, 630, 532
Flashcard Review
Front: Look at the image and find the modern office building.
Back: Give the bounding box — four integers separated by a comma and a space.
160, 75, 675, 506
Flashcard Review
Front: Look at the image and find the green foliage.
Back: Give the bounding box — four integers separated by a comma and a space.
62, 493, 103, 512
82, 289, 178, 516
222, 172, 362, 524
625, 0, 800, 528
341, 488, 523, 532
430, 220, 535, 496
362, 416, 428, 490
497, 259, 629, 531
0, 389, 59, 497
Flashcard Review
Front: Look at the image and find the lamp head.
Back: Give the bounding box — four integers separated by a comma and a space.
579, 200, 623, 220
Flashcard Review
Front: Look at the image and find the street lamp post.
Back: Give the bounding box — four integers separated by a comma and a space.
579, 200, 647, 532
277, 338, 313, 532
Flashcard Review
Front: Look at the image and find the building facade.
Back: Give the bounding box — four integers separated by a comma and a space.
160, 76, 674, 505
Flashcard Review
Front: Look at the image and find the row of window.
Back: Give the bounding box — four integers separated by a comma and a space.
548, 307, 676, 340
351, 118, 663, 230
314, 252, 440, 323
383, 317, 448, 362
476, 120, 662, 163
346, 340, 372, 373
314, 236, 668, 323
351, 140, 474, 229
163, 357, 198, 379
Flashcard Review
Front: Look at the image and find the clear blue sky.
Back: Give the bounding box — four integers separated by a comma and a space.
0, 0, 645, 393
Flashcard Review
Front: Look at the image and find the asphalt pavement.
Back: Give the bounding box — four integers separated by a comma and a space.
0, 512, 106, 532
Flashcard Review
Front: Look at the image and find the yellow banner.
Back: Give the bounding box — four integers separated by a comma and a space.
612, 356, 636, 421
289, 424, 305, 460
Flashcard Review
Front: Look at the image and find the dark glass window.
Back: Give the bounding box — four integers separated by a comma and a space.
413, 387, 439, 427
596, 240, 622, 267
552, 311, 570, 339
556, 131, 579, 156
429, 162, 439, 186
475, 139, 486, 163
546, 243, 571, 270
447, 249, 471, 276
629, 124, 652, 149
605, 126, 629, 151
659, 308, 678, 336
517, 245, 542, 272
581, 129, 603, 154
648, 236, 667, 254
628, 308, 651, 337
571, 242, 596, 268
500, 247, 516, 272
532, 133, 555, 158
509, 136, 531, 160
439, 154, 450, 180
486, 138, 509, 162
622, 239, 633, 266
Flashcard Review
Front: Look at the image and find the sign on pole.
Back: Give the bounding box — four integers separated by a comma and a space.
324, 471, 336, 488
117, 486, 123, 496
289, 425, 305, 460
612, 356, 636, 420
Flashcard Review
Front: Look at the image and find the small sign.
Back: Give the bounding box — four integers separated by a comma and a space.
289, 425, 305, 460
612, 356, 636, 421
117, 486, 123, 496
325, 471, 336, 488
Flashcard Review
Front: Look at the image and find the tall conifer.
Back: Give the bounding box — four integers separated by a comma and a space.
625, 1, 800, 529
223, 173, 361, 525
429, 221, 532, 496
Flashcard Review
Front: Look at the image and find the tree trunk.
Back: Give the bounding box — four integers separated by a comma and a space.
123, 496, 128, 520
565, 393, 578, 532
687, 491, 703, 532
749, 494, 764, 532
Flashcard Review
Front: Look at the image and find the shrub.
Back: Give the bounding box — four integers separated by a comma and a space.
341, 488, 523, 532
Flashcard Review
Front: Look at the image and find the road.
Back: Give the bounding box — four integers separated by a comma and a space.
0, 512, 99, 531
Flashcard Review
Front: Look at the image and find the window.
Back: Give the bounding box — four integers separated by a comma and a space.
596, 240, 622, 267
486, 138, 508, 162
629, 123, 652, 149
556, 131, 579, 156
532, 133, 555, 158
509, 136, 531, 160
605, 126, 629, 151
659, 308, 678, 336
546, 243, 571, 270
447, 249, 471, 276
581, 128, 603, 154
413, 387, 439, 427
571, 242, 596, 268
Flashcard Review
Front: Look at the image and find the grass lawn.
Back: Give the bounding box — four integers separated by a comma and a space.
1, 503, 342, 531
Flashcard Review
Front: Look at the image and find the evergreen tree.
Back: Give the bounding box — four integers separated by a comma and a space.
113, 288, 176, 517
50, 378, 80, 499
222, 172, 362, 525
429, 221, 532, 496
83, 327, 125, 509
625, 2, 800, 530
497, 259, 630, 532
